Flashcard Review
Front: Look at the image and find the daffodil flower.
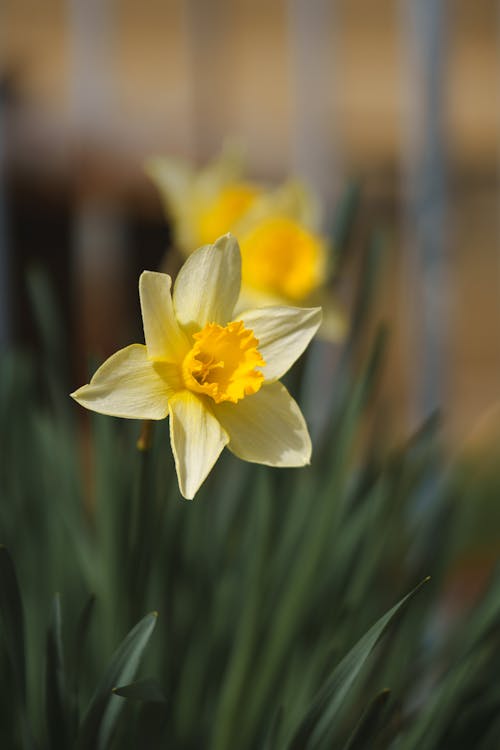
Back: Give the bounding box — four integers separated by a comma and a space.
146, 147, 346, 341
145, 142, 256, 253
71, 235, 322, 499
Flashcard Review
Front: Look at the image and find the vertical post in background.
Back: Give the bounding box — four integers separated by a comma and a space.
287, 0, 340, 217
0, 84, 9, 350
287, 0, 341, 439
68, 0, 114, 139
67, 0, 127, 366
498, 3, 500, 356
402, 0, 448, 427
183, 0, 226, 161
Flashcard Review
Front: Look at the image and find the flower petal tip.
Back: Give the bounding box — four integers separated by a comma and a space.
213, 232, 239, 252
310, 305, 323, 322
69, 387, 85, 403
139, 269, 172, 285
302, 445, 312, 467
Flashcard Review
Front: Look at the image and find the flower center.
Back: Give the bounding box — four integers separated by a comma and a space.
182, 320, 266, 404
239, 216, 326, 302
197, 183, 261, 244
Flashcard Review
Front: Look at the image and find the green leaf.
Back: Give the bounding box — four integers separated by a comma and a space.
25, 265, 64, 366
70, 594, 96, 734
0, 547, 36, 750
331, 179, 361, 270
0, 545, 26, 703
287, 579, 429, 750
135, 702, 169, 748
75, 611, 158, 750
343, 689, 391, 750
45, 593, 69, 750
261, 706, 284, 750
113, 677, 166, 704
457, 565, 500, 656
73, 594, 96, 694
397, 655, 479, 750
211, 471, 271, 750
348, 229, 386, 345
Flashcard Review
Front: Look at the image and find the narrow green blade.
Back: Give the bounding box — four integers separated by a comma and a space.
45, 594, 69, 750
343, 689, 391, 750
287, 579, 429, 750
113, 678, 166, 704
0, 545, 26, 703
75, 611, 158, 750
331, 179, 361, 270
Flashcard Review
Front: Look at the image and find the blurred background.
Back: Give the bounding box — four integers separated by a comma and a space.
1, 0, 499, 449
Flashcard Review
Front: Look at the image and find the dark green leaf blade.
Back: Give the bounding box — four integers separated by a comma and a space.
113, 677, 166, 704
287, 579, 429, 750
331, 179, 361, 270
343, 689, 391, 750
0, 545, 27, 703
261, 706, 284, 750
73, 594, 96, 700
45, 593, 69, 750
75, 611, 158, 750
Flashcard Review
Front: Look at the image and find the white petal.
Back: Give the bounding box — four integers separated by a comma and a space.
173, 234, 241, 334
213, 382, 311, 467
71, 344, 179, 419
239, 306, 322, 381
139, 271, 189, 361
169, 391, 229, 499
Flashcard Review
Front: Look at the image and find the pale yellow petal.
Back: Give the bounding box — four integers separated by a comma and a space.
234, 285, 285, 313
144, 156, 192, 216
196, 139, 246, 199
173, 234, 241, 334
71, 344, 179, 419
169, 391, 229, 499
139, 271, 189, 362
239, 306, 322, 381
213, 382, 311, 467
318, 298, 348, 342
234, 179, 319, 236
145, 157, 199, 251
280, 179, 320, 226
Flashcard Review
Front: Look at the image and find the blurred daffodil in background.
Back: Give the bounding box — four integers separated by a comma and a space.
146, 145, 346, 340
71, 234, 321, 499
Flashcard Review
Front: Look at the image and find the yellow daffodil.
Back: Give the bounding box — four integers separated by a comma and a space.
145, 143, 259, 253
146, 148, 346, 341
71, 235, 322, 499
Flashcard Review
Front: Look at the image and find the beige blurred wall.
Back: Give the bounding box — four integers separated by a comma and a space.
2, 0, 497, 175
2, 0, 500, 447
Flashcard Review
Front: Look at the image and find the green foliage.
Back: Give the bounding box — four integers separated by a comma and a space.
1, 244, 500, 749
75, 612, 157, 750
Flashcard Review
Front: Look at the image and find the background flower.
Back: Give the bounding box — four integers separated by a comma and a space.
146, 146, 346, 340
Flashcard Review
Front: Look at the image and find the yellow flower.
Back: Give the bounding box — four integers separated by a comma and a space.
145, 143, 258, 253
197, 183, 262, 245
146, 148, 346, 341
239, 217, 325, 303
71, 235, 322, 499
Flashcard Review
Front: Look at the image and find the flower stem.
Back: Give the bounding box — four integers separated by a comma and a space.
136, 419, 153, 452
